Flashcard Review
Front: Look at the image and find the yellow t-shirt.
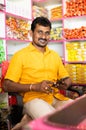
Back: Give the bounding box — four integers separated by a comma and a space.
5, 42, 69, 104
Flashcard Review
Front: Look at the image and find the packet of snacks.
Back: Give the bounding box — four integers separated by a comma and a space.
1, 60, 9, 91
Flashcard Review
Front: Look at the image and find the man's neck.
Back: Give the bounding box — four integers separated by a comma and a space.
32, 42, 46, 53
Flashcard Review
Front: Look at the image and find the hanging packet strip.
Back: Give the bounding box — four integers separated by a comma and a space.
0, 40, 5, 63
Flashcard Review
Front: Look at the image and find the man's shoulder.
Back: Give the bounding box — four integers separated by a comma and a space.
15, 45, 29, 55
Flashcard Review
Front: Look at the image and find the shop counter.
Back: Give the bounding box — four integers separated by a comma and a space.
23, 95, 86, 130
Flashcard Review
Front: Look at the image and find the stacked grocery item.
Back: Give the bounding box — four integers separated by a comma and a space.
50, 6, 62, 20
32, 5, 48, 18
0, 40, 5, 64
64, 0, 86, 17
65, 64, 86, 84
32, 5, 62, 20
6, 17, 31, 40
50, 26, 62, 40
66, 41, 86, 61
64, 26, 86, 39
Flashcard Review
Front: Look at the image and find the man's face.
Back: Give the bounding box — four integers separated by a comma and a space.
31, 24, 51, 48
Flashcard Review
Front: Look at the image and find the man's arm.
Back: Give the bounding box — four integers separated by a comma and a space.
53, 77, 72, 90
3, 79, 54, 94
3, 79, 31, 92
60, 77, 72, 89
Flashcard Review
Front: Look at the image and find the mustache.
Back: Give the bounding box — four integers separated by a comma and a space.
38, 38, 47, 41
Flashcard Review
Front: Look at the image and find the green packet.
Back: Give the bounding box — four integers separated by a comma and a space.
0, 93, 8, 109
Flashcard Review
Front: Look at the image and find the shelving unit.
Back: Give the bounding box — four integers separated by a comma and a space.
63, 0, 86, 85
0, 0, 6, 65
32, 0, 86, 85
32, 0, 64, 58
3, 0, 32, 61
0, 0, 86, 86
0, 0, 63, 62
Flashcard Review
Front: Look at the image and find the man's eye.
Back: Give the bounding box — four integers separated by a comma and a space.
38, 31, 43, 35
45, 32, 50, 36
37, 31, 50, 36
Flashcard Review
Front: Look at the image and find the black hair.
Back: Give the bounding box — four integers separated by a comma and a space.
31, 16, 51, 32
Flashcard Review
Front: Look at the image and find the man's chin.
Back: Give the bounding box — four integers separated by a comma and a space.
37, 43, 47, 48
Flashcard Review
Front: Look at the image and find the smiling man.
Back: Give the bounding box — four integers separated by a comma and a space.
3, 17, 73, 129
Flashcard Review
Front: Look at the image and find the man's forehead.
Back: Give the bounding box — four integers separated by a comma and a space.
35, 24, 51, 30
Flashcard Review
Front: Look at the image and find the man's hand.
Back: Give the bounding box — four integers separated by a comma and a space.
35, 80, 54, 94
53, 77, 71, 90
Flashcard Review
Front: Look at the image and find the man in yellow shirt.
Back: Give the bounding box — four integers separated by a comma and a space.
3, 17, 73, 129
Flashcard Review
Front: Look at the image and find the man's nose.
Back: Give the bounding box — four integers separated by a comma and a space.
41, 32, 47, 38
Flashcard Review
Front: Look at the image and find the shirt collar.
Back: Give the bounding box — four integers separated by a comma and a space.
28, 42, 50, 54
